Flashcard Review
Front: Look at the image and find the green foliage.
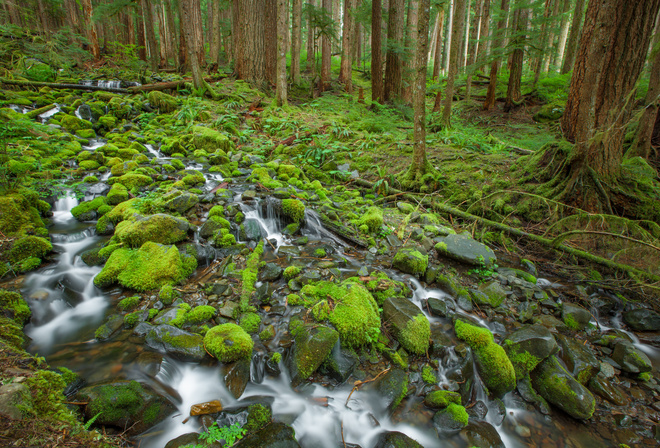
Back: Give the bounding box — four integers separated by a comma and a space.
188, 422, 246, 448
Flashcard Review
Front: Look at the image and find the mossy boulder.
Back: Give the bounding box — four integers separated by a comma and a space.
454, 319, 515, 398
357, 206, 384, 233
107, 183, 129, 205
94, 242, 197, 291
204, 323, 254, 363
622, 308, 660, 331
372, 368, 408, 412
0, 289, 31, 325
76, 380, 175, 435
281, 198, 305, 223
474, 281, 507, 308
71, 197, 107, 221
424, 390, 462, 409
392, 246, 428, 277
114, 214, 190, 248
432, 403, 469, 433
60, 114, 92, 133
145, 324, 206, 362
556, 334, 600, 384
533, 100, 565, 123
503, 324, 558, 380
561, 303, 592, 330
530, 355, 596, 420
373, 431, 424, 448
199, 215, 231, 239
191, 125, 233, 152
147, 91, 178, 113
163, 192, 199, 214
611, 339, 653, 374
8, 235, 52, 263
115, 172, 153, 189
383, 297, 430, 355
434, 233, 497, 268
287, 318, 339, 386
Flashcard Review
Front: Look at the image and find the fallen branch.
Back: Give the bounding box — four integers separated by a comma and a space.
0, 77, 129, 93
345, 367, 391, 406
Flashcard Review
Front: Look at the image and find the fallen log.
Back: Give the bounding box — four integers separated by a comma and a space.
0, 77, 129, 93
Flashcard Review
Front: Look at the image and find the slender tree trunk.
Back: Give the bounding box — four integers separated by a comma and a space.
401, 0, 419, 103
441, 0, 467, 127
533, 0, 553, 85
306, 0, 317, 73
265, 0, 277, 84
320, 0, 332, 91
353, 21, 362, 68
477, 0, 491, 71
383, 0, 405, 102
276, 0, 289, 105
339, 0, 355, 91
180, 0, 205, 90
483, 0, 509, 110
210, 0, 221, 65
561, 0, 585, 74
291, 0, 303, 84
165, 0, 179, 67
465, 0, 484, 100
542, 0, 561, 73
459, 0, 469, 70
504, 4, 527, 112
236, 0, 266, 83
156, 3, 169, 67
141, 0, 159, 70
561, 0, 660, 184
371, 0, 384, 103
432, 9, 445, 80
443, 0, 454, 74
81, 0, 100, 60
632, 19, 660, 159
552, 0, 572, 70
233, 0, 242, 74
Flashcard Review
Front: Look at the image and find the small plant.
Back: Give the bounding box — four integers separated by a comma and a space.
182, 422, 247, 448
468, 255, 498, 279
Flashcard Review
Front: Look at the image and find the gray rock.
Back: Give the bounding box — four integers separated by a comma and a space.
433, 405, 468, 433
0, 382, 29, 420
233, 422, 301, 448
373, 431, 423, 448
611, 339, 652, 374
145, 325, 206, 362
426, 297, 455, 318
164, 193, 199, 213
383, 297, 430, 354
392, 246, 428, 277
223, 357, 251, 399
461, 421, 505, 448
320, 340, 357, 384
623, 308, 660, 331
504, 325, 558, 379
95, 314, 125, 341
588, 375, 629, 406
556, 334, 600, 384
373, 368, 409, 413
561, 303, 592, 330
474, 281, 508, 307
288, 320, 339, 387
434, 233, 496, 267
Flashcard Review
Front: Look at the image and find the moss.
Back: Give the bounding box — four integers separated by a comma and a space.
356, 206, 383, 233
287, 293, 302, 305
16, 256, 41, 272
0, 289, 31, 325
563, 313, 580, 330
203, 323, 254, 362
240, 241, 264, 311
400, 314, 431, 355
208, 205, 224, 217
424, 390, 462, 409
118, 296, 140, 311
505, 341, 541, 380
124, 311, 143, 328
422, 365, 437, 384
454, 319, 494, 347
158, 284, 176, 305
9, 236, 52, 263
445, 403, 469, 426
148, 91, 178, 113
23, 370, 73, 422
116, 173, 153, 189
169, 303, 191, 328
107, 183, 129, 205
115, 214, 189, 248
244, 403, 272, 432
191, 125, 233, 152
249, 167, 283, 189
392, 247, 428, 276
259, 327, 275, 341
281, 198, 305, 223
85, 381, 146, 424
284, 266, 302, 280
239, 312, 261, 334
271, 352, 282, 363
186, 305, 217, 324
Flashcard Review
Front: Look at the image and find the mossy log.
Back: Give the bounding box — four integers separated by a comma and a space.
352, 179, 660, 285
0, 77, 129, 93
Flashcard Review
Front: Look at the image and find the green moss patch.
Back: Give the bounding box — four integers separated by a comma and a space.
204, 323, 254, 362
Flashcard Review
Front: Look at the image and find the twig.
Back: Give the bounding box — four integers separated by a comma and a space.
345, 367, 391, 406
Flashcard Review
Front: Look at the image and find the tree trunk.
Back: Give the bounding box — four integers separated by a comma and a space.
542, 0, 562, 73
632, 19, 660, 159
552, 0, 572, 70
165, 0, 179, 67
561, 0, 585, 74
276, 0, 289, 106
432, 9, 445, 80
401, 0, 419, 103
180, 0, 205, 90
533, 0, 553, 85
141, 0, 159, 70
292, 0, 303, 84
306, 0, 317, 73
477, 0, 491, 71
558, 0, 660, 210
320, 0, 332, 91
459, 0, 469, 70
383, 0, 405, 102
401, 0, 437, 190
156, 3, 169, 68
265, 0, 277, 84
236, 0, 266, 83
210, 0, 221, 66
441, 0, 467, 127
443, 0, 454, 75
465, 0, 484, 100
483, 0, 509, 111
371, 0, 384, 103
339, 0, 355, 91
504, 4, 527, 112
81, 0, 100, 60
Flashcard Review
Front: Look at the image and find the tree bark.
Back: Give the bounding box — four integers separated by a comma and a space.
632, 19, 660, 159
140, 0, 159, 70
339, 0, 355, 91
465, 0, 484, 100
477, 0, 491, 71
276, 0, 289, 106
552, 0, 572, 71
432, 9, 445, 80
383, 0, 405, 102
561, 0, 585, 74
441, 0, 467, 127
292, 0, 303, 84
558, 0, 660, 210
320, 0, 332, 91
483, 0, 509, 111
443, 0, 454, 75
265, 0, 277, 84
235, 0, 267, 83
165, 0, 179, 67
180, 0, 206, 90
401, 0, 419, 103
533, 0, 553, 85
156, 3, 169, 68
81, 0, 100, 60
371, 0, 384, 103
209, 0, 221, 65
306, 0, 317, 73
504, 4, 527, 112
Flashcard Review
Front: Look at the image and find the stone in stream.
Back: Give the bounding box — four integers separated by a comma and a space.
199, 215, 230, 239
259, 262, 283, 282
372, 368, 409, 413
114, 214, 190, 248
383, 297, 430, 355
233, 422, 300, 448
622, 308, 660, 331
287, 319, 339, 387
610, 339, 653, 374
190, 399, 223, 416
426, 296, 455, 318
373, 430, 424, 448
503, 324, 558, 380
471, 281, 507, 308
164, 192, 199, 213
530, 355, 596, 420
145, 324, 206, 362
392, 246, 428, 278
164, 433, 200, 448
223, 357, 252, 399
94, 314, 124, 341
561, 302, 592, 331
556, 334, 600, 384
461, 421, 506, 448
588, 374, 629, 406
432, 403, 469, 433
434, 233, 497, 267
319, 340, 358, 384
75, 380, 175, 435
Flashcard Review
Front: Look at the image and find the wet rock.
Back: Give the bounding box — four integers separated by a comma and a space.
517, 374, 551, 415
373, 431, 423, 448
561, 303, 592, 331
426, 296, 455, 318
259, 263, 283, 282
461, 421, 505, 448
623, 308, 660, 331
320, 340, 357, 384
278, 246, 301, 257
95, 314, 124, 341
383, 297, 430, 354
76, 380, 175, 435
530, 355, 596, 420
218, 301, 240, 319
590, 295, 618, 316
473, 281, 507, 307
0, 382, 29, 420
223, 357, 252, 399
191, 400, 223, 416
588, 375, 629, 406
152, 307, 178, 325
163, 192, 199, 214
287, 320, 338, 387
504, 324, 558, 379
434, 233, 496, 267
233, 422, 300, 448
392, 246, 428, 277
448, 345, 475, 404
373, 368, 409, 413
556, 334, 599, 384
199, 216, 229, 239
81, 247, 106, 266
429, 325, 452, 357
432, 403, 469, 433
145, 324, 206, 362
397, 202, 415, 214
611, 339, 652, 374
424, 390, 461, 409
164, 432, 200, 448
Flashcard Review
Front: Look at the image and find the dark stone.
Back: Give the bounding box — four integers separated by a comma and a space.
561, 303, 592, 330
611, 339, 652, 374
81, 247, 106, 266
95, 314, 124, 341
504, 325, 558, 378
259, 263, 283, 282
372, 368, 408, 413
287, 320, 338, 387
223, 357, 252, 399
556, 334, 600, 384
461, 421, 505, 448
145, 324, 206, 362
588, 375, 629, 406
233, 422, 301, 448
164, 193, 199, 213
430, 324, 452, 358
623, 308, 660, 331
426, 297, 455, 318
434, 233, 497, 267
382, 297, 430, 354
164, 432, 200, 448
319, 340, 357, 384
432, 406, 468, 433
372, 431, 423, 448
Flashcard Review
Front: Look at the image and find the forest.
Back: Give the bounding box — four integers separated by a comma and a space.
0, 0, 659, 447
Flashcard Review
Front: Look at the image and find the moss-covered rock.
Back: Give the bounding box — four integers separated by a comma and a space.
433, 403, 469, 433
114, 213, 190, 248
191, 125, 233, 152
454, 319, 515, 398
71, 196, 107, 220
147, 91, 178, 113
60, 114, 92, 133
8, 235, 52, 263
145, 324, 206, 362
204, 323, 254, 362
115, 172, 153, 189
106, 183, 129, 205
281, 198, 305, 223
287, 318, 339, 386
503, 324, 558, 380
0, 289, 31, 325
199, 215, 231, 239
424, 390, 462, 409
383, 297, 430, 355
392, 246, 428, 277
533, 100, 565, 123
356, 206, 383, 233
94, 242, 196, 291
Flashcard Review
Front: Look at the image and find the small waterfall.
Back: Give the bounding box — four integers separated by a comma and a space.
51, 195, 79, 226
302, 210, 348, 248
241, 198, 285, 248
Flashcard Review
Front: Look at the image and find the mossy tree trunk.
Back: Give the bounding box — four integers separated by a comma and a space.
265, 0, 277, 84
431, 9, 445, 80
320, 0, 332, 91
235, 0, 266, 84
400, 0, 439, 191
464, 0, 483, 100
632, 17, 660, 160
401, 0, 419, 103
339, 0, 355, 92
383, 0, 405, 102
291, 0, 303, 84
276, 0, 289, 106
504, 3, 527, 112
81, 0, 100, 60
